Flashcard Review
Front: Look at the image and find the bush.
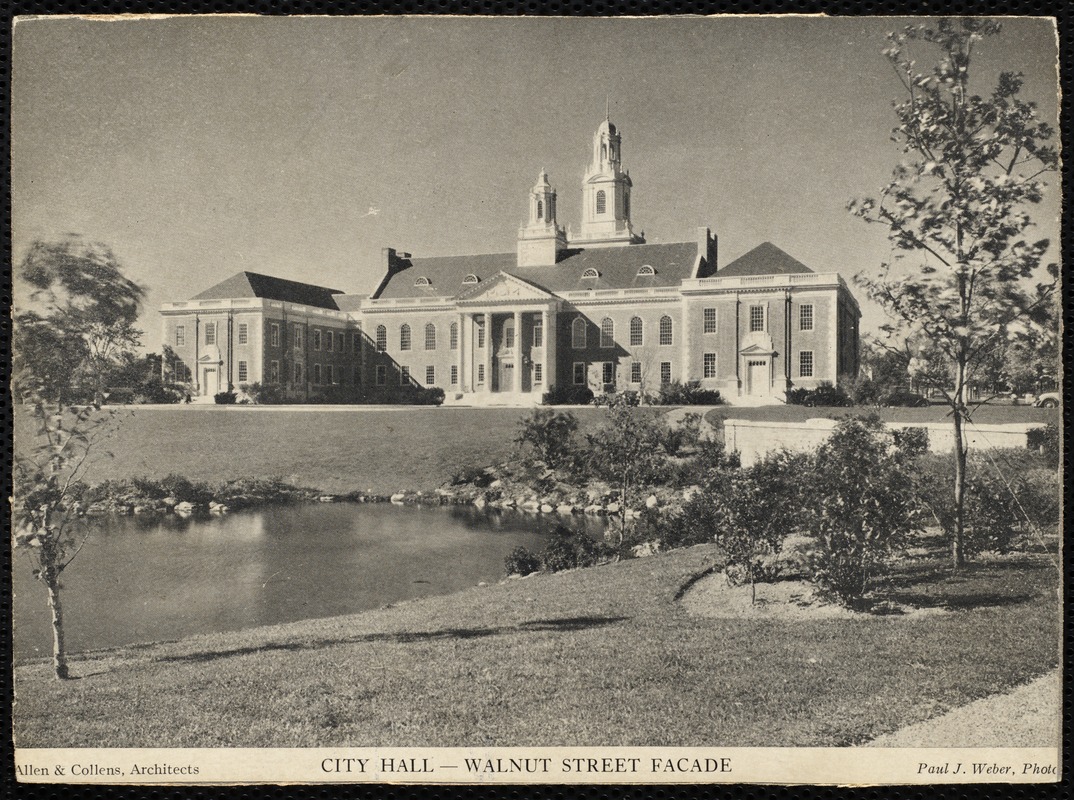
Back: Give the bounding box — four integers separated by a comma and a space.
450, 465, 493, 487
214, 390, 237, 404
661, 412, 704, 456
787, 381, 852, 407
654, 380, 723, 406
1026, 423, 1059, 466
514, 408, 579, 469
504, 547, 542, 577
801, 417, 920, 604
539, 527, 613, 572
892, 427, 930, 458
593, 389, 641, 408
543, 384, 594, 406
240, 382, 288, 405
156, 474, 215, 505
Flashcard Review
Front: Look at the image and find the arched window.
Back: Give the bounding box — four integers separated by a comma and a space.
536, 200, 543, 220
600, 318, 614, 348
462, 274, 479, 285
637, 264, 655, 276
449, 322, 459, 350
549, 195, 556, 218
629, 316, 643, 346
400, 324, 412, 351
659, 316, 673, 346
414, 276, 431, 287
601, 144, 607, 161
595, 190, 606, 215
375, 325, 387, 352
582, 267, 600, 279
572, 317, 587, 349
425, 323, 436, 350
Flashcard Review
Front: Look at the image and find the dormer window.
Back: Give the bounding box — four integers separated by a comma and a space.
414, 276, 431, 287
582, 268, 600, 279
637, 265, 655, 276
462, 274, 479, 285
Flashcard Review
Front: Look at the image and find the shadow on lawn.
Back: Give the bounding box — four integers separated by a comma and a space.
152, 615, 628, 666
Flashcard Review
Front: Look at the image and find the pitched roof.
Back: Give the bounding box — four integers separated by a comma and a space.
191, 271, 344, 310
374, 241, 701, 300
717, 242, 813, 277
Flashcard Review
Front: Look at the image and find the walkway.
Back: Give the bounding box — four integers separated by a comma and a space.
866, 669, 1060, 747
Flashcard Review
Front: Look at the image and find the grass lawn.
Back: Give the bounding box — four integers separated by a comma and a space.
706, 404, 1059, 426
13, 545, 1059, 748
13, 406, 615, 496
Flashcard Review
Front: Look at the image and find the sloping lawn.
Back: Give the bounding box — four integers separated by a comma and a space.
14, 546, 1059, 748
13, 406, 613, 495
706, 404, 1058, 426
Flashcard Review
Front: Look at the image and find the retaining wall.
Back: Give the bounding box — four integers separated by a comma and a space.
723, 418, 1046, 467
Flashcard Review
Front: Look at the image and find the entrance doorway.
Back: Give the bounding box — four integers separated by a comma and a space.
202, 367, 219, 397
746, 359, 769, 397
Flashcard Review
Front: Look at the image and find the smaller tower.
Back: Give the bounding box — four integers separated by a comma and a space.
517, 170, 567, 267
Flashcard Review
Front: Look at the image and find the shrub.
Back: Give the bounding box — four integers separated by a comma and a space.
654, 380, 723, 406
157, 474, 215, 505
450, 465, 493, 487
662, 412, 703, 456
539, 527, 612, 572
801, 417, 921, 604
787, 382, 852, 407
892, 427, 930, 458
1026, 423, 1059, 466
514, 408, 579, 469
593, 389, 641, 408
240, 382, 288, 405
214, 390, 237, 405
543, 384, 594, 406
504, 546, 541, 577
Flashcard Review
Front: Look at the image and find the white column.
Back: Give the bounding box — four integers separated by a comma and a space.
458, 313, 467, 392
484, 312, 493, 393
513, 310, 523, 394
541, 308, 549, 392
545, 309, 558, 390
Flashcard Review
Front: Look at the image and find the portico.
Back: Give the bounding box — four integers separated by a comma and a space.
456, 272, 560, 401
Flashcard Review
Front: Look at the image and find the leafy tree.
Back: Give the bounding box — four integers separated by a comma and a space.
14, 402, 124, 679
514, 408, 579, 470
17, 236, 145, 406
802, 417, 922, 604
849, 19, 1058, 568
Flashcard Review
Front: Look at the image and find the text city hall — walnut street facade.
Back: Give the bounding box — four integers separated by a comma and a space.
160, 119, 861, 405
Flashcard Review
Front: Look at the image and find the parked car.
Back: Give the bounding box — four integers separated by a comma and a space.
802, 385, 853, 407
882, 391, 930, 408
1033, 391, 1060, 408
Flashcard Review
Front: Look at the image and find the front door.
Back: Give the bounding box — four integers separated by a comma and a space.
500, 362, 514, 393
746, 359, 768, 396
202, 367, 219, 396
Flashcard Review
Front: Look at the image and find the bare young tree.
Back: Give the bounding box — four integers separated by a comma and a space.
849, 19, 1058, 569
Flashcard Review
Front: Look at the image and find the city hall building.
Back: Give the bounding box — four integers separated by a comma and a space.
160, 118, 860, 405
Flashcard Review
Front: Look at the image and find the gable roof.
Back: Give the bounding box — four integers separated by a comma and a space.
191, 271, 344, 310
374, 241, 701, 300
717, 242, 813, 277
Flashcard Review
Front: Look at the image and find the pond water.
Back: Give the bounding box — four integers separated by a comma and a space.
13, 503, 608, 662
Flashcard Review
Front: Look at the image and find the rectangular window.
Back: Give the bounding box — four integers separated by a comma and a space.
325, 365, 334, 384
506, 325, 515, 349
338, 333, 345, 352
313, 330, 322, 350
477, 364, 486, 384
602, 362, 614, 385
269, 323, 280, 348
375, 365, 387, 386
799, 350, 814, 378
294, 363, 302, 384
205, 322, 216, 345
313, 364, 321, 385
630, 362, 642, 384
533, 321, 543, 347
533, 363, 543, 384
477, 322, 486, 349
268, 360, 279, 383
326, 331, 334, 352
175, 325, 185, 346
238, 360, 248, 382
703, 352, 717, 379
800, 304, 814, 332
294, 326, 303, 350
426, 366, 435, 385
238, 323, 248, 345
400, 366, 410, 386
450, 365, 459, 385
749, 305, 765, 333
660, 361, 672, 385
573, 362, 586, 385
703, 308, 717, 334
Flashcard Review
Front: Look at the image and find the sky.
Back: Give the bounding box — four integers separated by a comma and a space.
12, 15, 1061, 352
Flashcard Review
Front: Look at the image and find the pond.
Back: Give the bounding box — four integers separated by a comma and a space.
12, 503, 608, 662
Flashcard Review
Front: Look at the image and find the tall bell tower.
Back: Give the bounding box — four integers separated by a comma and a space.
573, 117, 644, 248
517, 170, 567, 267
